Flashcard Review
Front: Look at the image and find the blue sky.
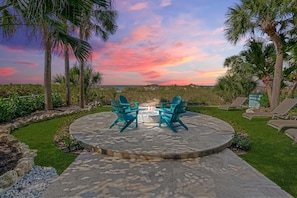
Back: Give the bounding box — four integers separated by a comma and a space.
0, 0, 245, 85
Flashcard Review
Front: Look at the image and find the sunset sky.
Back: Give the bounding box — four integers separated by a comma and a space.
0, 0, 244, 86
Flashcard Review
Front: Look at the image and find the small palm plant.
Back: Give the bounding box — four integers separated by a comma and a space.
53, 63, 102, 103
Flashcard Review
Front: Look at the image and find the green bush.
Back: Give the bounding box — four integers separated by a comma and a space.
52, 93, 63, 107
232, 133, 251, 151
0, 93, 63, 122
259, 93, 270, 108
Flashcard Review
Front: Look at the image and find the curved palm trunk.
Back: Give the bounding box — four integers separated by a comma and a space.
266, 84, 273, 107
262, 75, 273, 107
288, 82, 297, 98
64, 46, 70, 106
263, 25, 284, 109
43, 24, 53, 110
271, 47, 284, 109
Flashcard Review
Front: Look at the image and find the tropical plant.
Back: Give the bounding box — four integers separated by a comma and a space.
53, 64, 102, 103
283, 30, 297, 97
240, 38, 276, 106
0, 0, 95, 110
76, 0, 117, 108
215, 74, 256, 103
216, 54, 256, 102
0, 93, 62, 122
0, 0, 29, 36
224, 0, 296, 109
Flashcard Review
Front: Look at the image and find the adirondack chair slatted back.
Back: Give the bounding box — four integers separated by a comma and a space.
119, 95, 129, 103
161, 95, 182, 111
111, 101, 128, 121
159, 101, 188, 132
118, 95, 139, 112
110, 101, 138, 132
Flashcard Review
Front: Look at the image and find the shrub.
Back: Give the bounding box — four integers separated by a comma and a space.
259, 93, 270, 108
0, 93, 63, 122
231, 133, 251, 151
52, 93, 63, 107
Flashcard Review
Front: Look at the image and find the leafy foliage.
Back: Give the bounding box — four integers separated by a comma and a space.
0, 93, 63, 122
232, 133, 251, 151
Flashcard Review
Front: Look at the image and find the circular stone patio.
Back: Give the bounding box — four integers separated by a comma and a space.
70, 111, 234, 160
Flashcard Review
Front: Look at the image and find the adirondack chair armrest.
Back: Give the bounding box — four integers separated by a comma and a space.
129, 102, 139, 109
120, 102, 139, 113
158, 108, 173, 115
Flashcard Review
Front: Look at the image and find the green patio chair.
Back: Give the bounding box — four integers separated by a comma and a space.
118, 95, 139, 113
160, 95, 182, 112
158, 101, 188, 133
109, 101, 138, 132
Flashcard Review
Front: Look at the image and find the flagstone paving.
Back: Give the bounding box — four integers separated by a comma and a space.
41, 111, 293, 198
69, 112, 234, 159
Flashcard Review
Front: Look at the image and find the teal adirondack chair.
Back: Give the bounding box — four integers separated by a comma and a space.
109, 101, 138, 132
158, 101, 188, 133
160, 95, 182, 112
118, 95, 139, 113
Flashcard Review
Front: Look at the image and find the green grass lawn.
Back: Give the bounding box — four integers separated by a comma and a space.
12, 106, 111, 174
188, 106, 297, 197
12, 106, 297, 197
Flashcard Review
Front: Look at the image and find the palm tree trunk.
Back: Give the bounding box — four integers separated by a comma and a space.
270, 35, 284, 109
266, 84, 273, 107
288, 82, 297, 98
79, 61, 84, 108
271, 50, 283, 109
64, 46, 70, 106
79, 28, 85, 108
43, 25, 53, 110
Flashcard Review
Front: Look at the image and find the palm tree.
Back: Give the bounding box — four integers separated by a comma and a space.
283, 29, 297, 97
240, 38, 275, 106
1, 0, 95, 110
216, 55, 256, 102
0, 0, 29, 36
215, 74, 256, 103
76, 0, 117, 108
224, 0, 295, 109
223, 55, 253, 77
53, 63, 102, 103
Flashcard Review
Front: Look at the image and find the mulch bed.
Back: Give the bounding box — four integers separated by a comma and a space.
0, 141, 22, 176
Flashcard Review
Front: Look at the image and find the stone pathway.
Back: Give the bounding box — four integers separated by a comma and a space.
41, 112, 293, 198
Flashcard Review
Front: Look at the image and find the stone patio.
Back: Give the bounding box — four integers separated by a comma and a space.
41, 111, 293, 198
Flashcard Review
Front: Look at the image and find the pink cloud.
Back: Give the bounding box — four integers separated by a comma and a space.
121, 26, 161, 45
161, 0, 171, 7
14, 61, 39, 67
0, 68, 16, 76
94, 43, 192, 72
5, 46, 27, 52
129, 3, 148, 11
140, 71, 161, 79
198, 69, 227, 77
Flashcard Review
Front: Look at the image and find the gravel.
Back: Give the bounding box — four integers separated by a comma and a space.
1, 166, 58, 198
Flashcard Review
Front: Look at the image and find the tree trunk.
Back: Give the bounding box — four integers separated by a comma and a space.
270, 34, 284, 109
43, 25, 53, 110
79, 28, 85, 109
288, 82, 297, 98
64, 46, 70, 106
266, 83, 273, 107
271, 49, 283, 109
79, 61, 84, 108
